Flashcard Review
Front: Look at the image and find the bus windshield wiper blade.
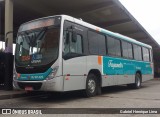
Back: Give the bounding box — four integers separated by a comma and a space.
36, 27, 48, 41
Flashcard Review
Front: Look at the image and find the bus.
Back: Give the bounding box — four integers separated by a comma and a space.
13, 15, 153, 97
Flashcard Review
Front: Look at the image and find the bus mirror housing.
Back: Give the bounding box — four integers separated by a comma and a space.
72, 31, 77, 43
66, 26, 77, 42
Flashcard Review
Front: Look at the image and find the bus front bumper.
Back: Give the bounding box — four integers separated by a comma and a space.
13, 76, 64, 92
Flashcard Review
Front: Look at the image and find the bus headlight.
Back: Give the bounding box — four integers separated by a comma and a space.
47, 66, 59, 80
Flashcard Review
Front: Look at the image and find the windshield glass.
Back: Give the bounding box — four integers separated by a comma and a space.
15, 27, 60, 67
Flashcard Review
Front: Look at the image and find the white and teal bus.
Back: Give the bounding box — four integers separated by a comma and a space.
13, 15, 153, 97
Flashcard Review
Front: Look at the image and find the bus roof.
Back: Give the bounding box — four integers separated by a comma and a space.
62, 15, 152, 49
19, 15, 152, 49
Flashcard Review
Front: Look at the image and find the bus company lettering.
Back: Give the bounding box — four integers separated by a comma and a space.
31, 60, 41, 64
31, 75, 43, 79
108, 60, 123, 68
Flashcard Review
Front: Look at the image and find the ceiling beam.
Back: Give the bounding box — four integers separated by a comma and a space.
106, 19, 132, 28
118, 30, 143, 35
75, 1, 115, 17
137, 37, 150, 40
142, 40, 153, 43
96, 18, 132, 28
151, 44, 159, 48
14, 0, 56, 16
153, 47, 160, 50
136, 40, 153, 46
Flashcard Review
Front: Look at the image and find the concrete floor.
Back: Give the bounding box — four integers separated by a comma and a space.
0, 79, 160, 117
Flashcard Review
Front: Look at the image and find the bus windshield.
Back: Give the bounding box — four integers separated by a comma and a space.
15, 26, 60, 67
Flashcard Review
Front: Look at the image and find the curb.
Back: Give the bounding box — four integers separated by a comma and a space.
0, 91, 47, 100
0, 92, 27, 100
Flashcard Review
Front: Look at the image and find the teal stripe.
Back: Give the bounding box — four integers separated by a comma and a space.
18, 68, 52, 81
103, 56, 152, 75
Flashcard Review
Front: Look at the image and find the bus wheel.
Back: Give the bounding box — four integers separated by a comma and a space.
134, 73, 141, 89
84, 73, 98, 97
127, 73, 141, 89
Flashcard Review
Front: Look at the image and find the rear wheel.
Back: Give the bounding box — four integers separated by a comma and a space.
84, 73, 98, 97
134, 73, 141, 89
127, 73, 141, 89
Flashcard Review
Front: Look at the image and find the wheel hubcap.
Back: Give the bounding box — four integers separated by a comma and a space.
136, 76, 141, 87
88, 79, 96, 93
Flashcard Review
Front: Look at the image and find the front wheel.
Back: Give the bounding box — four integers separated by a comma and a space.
84, 74, 98, 97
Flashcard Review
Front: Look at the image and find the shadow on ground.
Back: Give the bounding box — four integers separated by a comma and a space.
26, 84, 149, 103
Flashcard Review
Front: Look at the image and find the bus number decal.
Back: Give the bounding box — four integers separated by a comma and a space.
31, 54, 42, 63
21, 56, 30, 61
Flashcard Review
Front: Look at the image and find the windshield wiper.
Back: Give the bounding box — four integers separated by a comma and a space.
36, 27, 48, 41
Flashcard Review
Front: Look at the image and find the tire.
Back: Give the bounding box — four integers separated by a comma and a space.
127, 73, 141, 89
84, 73, 98, 97
134, 73, 141, 89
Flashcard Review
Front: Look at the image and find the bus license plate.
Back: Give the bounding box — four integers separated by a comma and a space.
25, 86, 33, 91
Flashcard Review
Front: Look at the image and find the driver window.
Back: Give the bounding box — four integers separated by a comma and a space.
63, 31, 83, 55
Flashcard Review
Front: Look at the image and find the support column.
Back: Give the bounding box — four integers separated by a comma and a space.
4, 0, 13, 90
0, 3, 2, 41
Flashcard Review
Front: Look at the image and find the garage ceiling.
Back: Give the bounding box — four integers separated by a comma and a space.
0, 0, 159, 59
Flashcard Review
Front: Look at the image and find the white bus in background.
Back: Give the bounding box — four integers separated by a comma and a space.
13, 15, 153, 97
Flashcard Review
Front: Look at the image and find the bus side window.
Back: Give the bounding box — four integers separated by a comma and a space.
122, 41, 133, 59
107, 36, 121, 57
128, 43, 133, 59
88, 31, 106, 55
63, 31, 83, 55
63, 31, 70, 55
149, 49, 153, 62
142, 47, 150, 62
70, 34, 83, 54
133, 44, 142, 61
